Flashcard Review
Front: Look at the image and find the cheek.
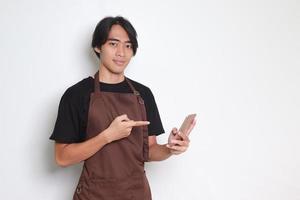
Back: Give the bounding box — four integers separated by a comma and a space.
125, 52, 133, 61
126, 57, 132, 63
101, 50, 114, 61
127, 49, 134, 57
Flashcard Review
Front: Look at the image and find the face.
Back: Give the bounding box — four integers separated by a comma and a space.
94, 25, 134, 75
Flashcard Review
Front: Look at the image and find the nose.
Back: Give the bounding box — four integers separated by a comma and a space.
116, 43, 125, 57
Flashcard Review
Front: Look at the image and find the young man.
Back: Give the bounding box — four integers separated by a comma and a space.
50, 16, 196, 200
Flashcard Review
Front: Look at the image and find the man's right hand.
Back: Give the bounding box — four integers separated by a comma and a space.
103, 114, 150, 143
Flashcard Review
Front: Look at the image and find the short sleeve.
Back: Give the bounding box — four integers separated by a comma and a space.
144, 88, 165, 136
49, 88, 82, 143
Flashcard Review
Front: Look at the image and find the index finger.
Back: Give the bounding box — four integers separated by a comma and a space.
131, 121, 150, 127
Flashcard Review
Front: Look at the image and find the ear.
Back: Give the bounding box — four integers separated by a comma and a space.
94, 47, 101, 53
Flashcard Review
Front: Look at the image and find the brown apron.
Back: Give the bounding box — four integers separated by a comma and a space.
73, 71, 152, 200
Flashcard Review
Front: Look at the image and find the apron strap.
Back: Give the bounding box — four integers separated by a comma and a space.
94, 71, 100, 94
126, 78, 145, 105
125, 78, 140, 96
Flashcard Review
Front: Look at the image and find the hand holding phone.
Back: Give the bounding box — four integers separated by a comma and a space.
168, 114, 197, 146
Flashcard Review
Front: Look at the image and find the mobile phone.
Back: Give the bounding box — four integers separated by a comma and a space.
168, 114, 197, 147
179, 114, 196, 136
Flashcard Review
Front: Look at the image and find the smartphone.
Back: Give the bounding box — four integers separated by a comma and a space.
179, 113, 196, 136
168, 114, 197, 147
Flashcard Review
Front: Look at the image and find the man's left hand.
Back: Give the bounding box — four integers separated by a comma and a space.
166, 128, 190, 155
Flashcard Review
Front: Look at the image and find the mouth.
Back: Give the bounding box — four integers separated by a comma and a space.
113, 59, 126, 66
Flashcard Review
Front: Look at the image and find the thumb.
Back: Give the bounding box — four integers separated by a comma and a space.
171, 127, 178, 135
118, 114, 130, 121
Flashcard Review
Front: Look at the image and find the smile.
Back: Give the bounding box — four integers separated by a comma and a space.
113, 60, 126, 66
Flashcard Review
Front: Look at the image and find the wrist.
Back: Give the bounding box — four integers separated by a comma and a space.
100, 128, 112, 144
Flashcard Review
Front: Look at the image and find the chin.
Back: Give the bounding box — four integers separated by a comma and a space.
113, 65, 128, 73
111, 68, 126, 75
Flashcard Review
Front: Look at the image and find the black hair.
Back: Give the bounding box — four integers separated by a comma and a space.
91, 16, 138, 59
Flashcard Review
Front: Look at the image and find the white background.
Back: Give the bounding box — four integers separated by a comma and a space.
1, 0, 299, 199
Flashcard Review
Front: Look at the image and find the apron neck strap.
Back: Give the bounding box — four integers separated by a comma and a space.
93, 71, 140, 96
125, 78, 140, 96
94, 71, 100, 94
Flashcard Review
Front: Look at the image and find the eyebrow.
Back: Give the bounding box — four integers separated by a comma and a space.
107, 38, 132, 43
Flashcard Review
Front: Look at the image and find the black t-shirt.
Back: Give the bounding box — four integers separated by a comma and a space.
50, 76, 165, 143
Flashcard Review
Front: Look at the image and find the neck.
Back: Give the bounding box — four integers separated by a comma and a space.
98, 66, 125, 84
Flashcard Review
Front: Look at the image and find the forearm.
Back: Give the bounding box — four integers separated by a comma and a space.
55, 129, 110, 167
148, 143, 172, 161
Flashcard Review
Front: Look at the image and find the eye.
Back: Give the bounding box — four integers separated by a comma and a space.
109, 42, 118, 47
126, 44, 132, 49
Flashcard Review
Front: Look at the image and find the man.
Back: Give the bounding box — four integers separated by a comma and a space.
50, 16, 196, 200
